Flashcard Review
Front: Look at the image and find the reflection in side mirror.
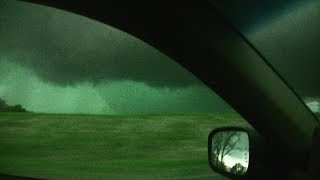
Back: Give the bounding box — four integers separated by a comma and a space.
209, 130, 249, 176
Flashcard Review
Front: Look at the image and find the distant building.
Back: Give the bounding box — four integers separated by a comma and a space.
304, 97, 320, 113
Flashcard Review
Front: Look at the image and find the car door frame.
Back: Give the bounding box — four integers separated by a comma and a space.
20, 0, 320, 178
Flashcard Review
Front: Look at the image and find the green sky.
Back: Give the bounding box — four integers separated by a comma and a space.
0, 0, 232, 115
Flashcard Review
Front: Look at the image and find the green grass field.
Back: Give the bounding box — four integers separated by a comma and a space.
0, 112, 249, 179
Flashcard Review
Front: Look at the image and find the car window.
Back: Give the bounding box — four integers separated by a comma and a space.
0, 1, 251, 179
209, 0, 320, 119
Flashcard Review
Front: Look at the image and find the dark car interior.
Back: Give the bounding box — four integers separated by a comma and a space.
1, 0, 319, 179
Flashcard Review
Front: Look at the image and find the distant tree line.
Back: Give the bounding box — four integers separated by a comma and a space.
0, 98, 27, 112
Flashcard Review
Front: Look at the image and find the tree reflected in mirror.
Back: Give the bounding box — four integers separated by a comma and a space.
211, 131, 249, 176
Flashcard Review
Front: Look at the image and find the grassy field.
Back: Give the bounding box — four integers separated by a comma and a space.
0, 112, 249, 179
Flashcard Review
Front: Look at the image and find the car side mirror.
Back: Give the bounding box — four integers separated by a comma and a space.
208, 127, 285, 179
208, 127, 250, 177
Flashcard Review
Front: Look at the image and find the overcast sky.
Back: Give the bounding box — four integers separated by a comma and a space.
0, 0, 232, 115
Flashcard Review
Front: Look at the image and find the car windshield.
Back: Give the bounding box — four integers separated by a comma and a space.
209, 0, 320, 119
0, 1, 251, 179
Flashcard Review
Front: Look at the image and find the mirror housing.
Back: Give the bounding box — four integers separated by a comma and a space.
208, 127, 250, 178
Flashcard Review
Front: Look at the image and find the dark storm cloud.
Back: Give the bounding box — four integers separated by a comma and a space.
0, 0, 199, 87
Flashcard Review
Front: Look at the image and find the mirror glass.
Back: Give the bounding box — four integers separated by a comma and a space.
210, 131, 249, 176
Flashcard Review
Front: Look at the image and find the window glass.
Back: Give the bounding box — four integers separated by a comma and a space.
0, 1, 250, 179
209, 0, 320, 118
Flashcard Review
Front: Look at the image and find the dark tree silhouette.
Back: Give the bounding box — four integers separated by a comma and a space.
5, 105, 27, 112
212, 131, 240, 163
0, 98, 27, 112
213, 158, 228, 171
230, 163, 246, 175
0, 98, 8, 109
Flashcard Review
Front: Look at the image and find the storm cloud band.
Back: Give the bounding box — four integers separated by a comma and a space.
0, 0, 200, 88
